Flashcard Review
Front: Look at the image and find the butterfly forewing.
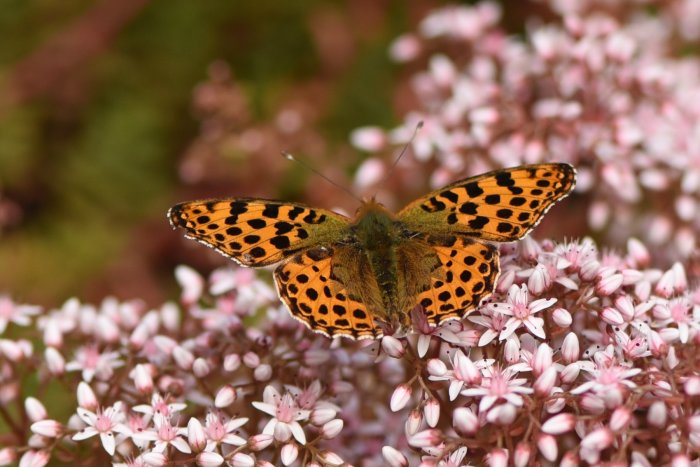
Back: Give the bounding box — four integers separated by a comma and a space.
274, 247, 380, 339
397, 163, 576, 241
168, 199, 349, 267
416, 236, 500, 326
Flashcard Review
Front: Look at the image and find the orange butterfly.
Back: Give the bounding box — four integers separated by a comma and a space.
169, 163, 575, 339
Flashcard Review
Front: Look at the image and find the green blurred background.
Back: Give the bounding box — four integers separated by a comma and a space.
0, 0, 450, 307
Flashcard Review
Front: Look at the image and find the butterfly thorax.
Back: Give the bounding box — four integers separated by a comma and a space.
343, 200, 412, 325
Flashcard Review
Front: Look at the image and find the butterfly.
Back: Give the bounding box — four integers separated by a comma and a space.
168, 163, 575, 340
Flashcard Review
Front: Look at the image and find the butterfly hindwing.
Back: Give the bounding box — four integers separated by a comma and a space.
274, 247, 380, 339
416, 235, 500, 325
397, 163, 576, 241
168, 199, 349, 267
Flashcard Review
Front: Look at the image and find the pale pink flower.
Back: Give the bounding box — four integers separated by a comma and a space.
0, 296, 41, 334
461, 365, 534, 412
65, 346, 123, 382
571, 355, 642, 409
483, 284, 556, 340
72, 405, 130, 456
202, 412, 247, 448
131, 413, 191, 454
132, 393, 187, 419
252, 385, 310, 444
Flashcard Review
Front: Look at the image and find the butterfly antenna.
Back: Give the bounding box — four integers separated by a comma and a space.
282, 151, 363, 203
378, 120, 423, 189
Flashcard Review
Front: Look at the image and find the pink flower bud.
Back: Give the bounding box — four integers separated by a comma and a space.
281, 443, 298, 466
231, 453, 255, 467
196, 451, 224, 467
25, 397, 47, 422
173, 346, 194, 370
427, 358, 447, 377
76, 382, 97, 411
0, 447, 17, 465
504, 337, 520, 364
407, 429, 441, 448
551, 307, 572, 327
424, 398, 440, 427
187, 417, 207, 453
192, 358, 210, 378
382, 446, 408, 467
405, 409, 422, 436
131, 364, 154, 394
95, 315, 120, 344
159, 302, 180, 332
0, 339, 23, 361
648, 330, 668, 357
381, 336, 405, 358
496, 269, 516, 293
580, 427, 614, 451
248, 434, 274, 451
514, 442, 531, 467
537, 434, 557, 461
303, 349, 330, 366
129, 323, 150, 349
534, 367, 557, 396
541, 413, 575, 435
486, 448, 509, 467
242, 352, 260, 368
596, 272, 623, 296
390, 384, 412, 412
44, 347, 65, 375
254, 364, 272, 381
520, 235, 540, 261
688, 415, 700, 433
142, 452, 168, 466
223, 353, 241, 372
214, 385, 236, 408
533, 343, 553, 376
656, 269, 675, 298
685, 376, 700, 396
351, 128, 387, 152
153, 335, 177, 354
18, 450, 49, 467
453, 350, 481, 384
560, 452, 580, 467
560, 333, 579, 364
318, 451, 344, 466
453, 407, 479, 435
321, 419, 344, 439
488, 403, 516, 425
647, 400, 667, 428
580, 394, 606, 414
671, 454, 691, 467
30, 420, 62, 438
626, 238, 649, 267
579, 260, 601, 281
528, 264, 549, 295
42, 320, 63, 348
311, 404, 338, 426
175, 265, 204, 305
610, 406, 631, 432
601, 307, 624, 326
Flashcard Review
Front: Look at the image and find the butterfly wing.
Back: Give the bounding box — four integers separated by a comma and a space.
274, 247, 381, 339
412, 235, 500, 326
168, 199, 350, 267
397, 163, 576, 241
